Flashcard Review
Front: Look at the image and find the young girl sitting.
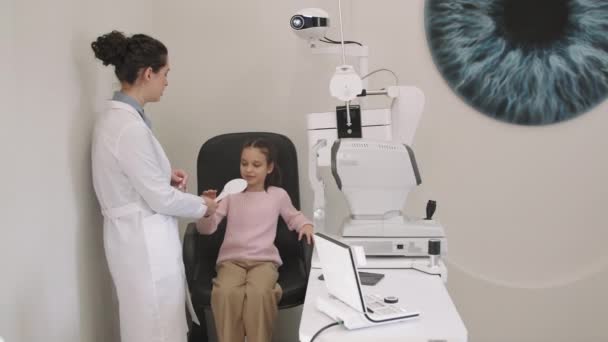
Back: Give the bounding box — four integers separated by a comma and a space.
196, 138, 314, 342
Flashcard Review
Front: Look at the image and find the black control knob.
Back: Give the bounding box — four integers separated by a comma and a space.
428, 239, 441, 268
384, 296, 399, 304
428, 239, 441, 256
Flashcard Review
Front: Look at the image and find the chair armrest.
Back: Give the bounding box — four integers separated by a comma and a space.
301, 239, 314, 280
183, 222, 199, 285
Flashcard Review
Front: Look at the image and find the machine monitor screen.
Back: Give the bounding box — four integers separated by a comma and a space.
314, 233, 366, 313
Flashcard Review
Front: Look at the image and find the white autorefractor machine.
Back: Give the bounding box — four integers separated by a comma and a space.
292, 5, 468, 340
291, 5, 447, 276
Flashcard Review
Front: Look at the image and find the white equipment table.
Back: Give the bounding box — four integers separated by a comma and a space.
298, 256, 467, 342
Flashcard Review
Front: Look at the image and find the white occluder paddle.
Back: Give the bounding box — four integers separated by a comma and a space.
216, 178, 247, 202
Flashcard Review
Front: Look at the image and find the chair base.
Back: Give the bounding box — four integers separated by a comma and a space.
188, 319, 209, 342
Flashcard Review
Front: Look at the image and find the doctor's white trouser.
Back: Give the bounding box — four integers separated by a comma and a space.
104, 212, 188, 342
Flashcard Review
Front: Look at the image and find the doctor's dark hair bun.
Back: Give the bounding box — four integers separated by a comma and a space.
91, 30, 168, 85
91, 30, 127, 67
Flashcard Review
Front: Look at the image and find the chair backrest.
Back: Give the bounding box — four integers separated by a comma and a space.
195, 132, 302, 263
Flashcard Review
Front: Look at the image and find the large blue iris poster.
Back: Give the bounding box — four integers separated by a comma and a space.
425, 0, 608, 125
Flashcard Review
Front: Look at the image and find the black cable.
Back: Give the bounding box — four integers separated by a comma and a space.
322, 36, 363, 46
321, 38, 362, 46
407, 267, 442, 277
356, 266, 442, 277
322, 38, 362, 46
310, 321, 342, 342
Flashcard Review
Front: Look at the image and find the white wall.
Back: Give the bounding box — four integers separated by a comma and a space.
351, 2, 608, 341
2, 1, 607, 342
0, 1, 152, 341
150, 1, 608, 342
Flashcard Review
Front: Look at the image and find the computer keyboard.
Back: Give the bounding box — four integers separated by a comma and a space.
364, 294, 408, 316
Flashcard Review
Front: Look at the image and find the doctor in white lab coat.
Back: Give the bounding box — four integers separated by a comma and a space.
91, 30, 217, 342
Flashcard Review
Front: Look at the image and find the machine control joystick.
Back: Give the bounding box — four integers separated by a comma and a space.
425, 200, 436, 220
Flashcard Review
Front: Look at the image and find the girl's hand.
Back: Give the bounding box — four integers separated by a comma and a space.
298, 224, 314, 245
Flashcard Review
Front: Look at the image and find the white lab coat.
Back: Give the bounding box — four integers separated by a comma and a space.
92, 101, 206, 342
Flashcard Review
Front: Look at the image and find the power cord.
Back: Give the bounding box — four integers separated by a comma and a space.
361, 68, 399, 86
310, 321, 343, 341
321, 36, 363, 46
407, 266, 442, 277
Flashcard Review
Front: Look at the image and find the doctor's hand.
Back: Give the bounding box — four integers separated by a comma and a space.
201, 195, 218, 218
171, 169, 188, 191
298, 224, 314, 245
202, 189, 217, 199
